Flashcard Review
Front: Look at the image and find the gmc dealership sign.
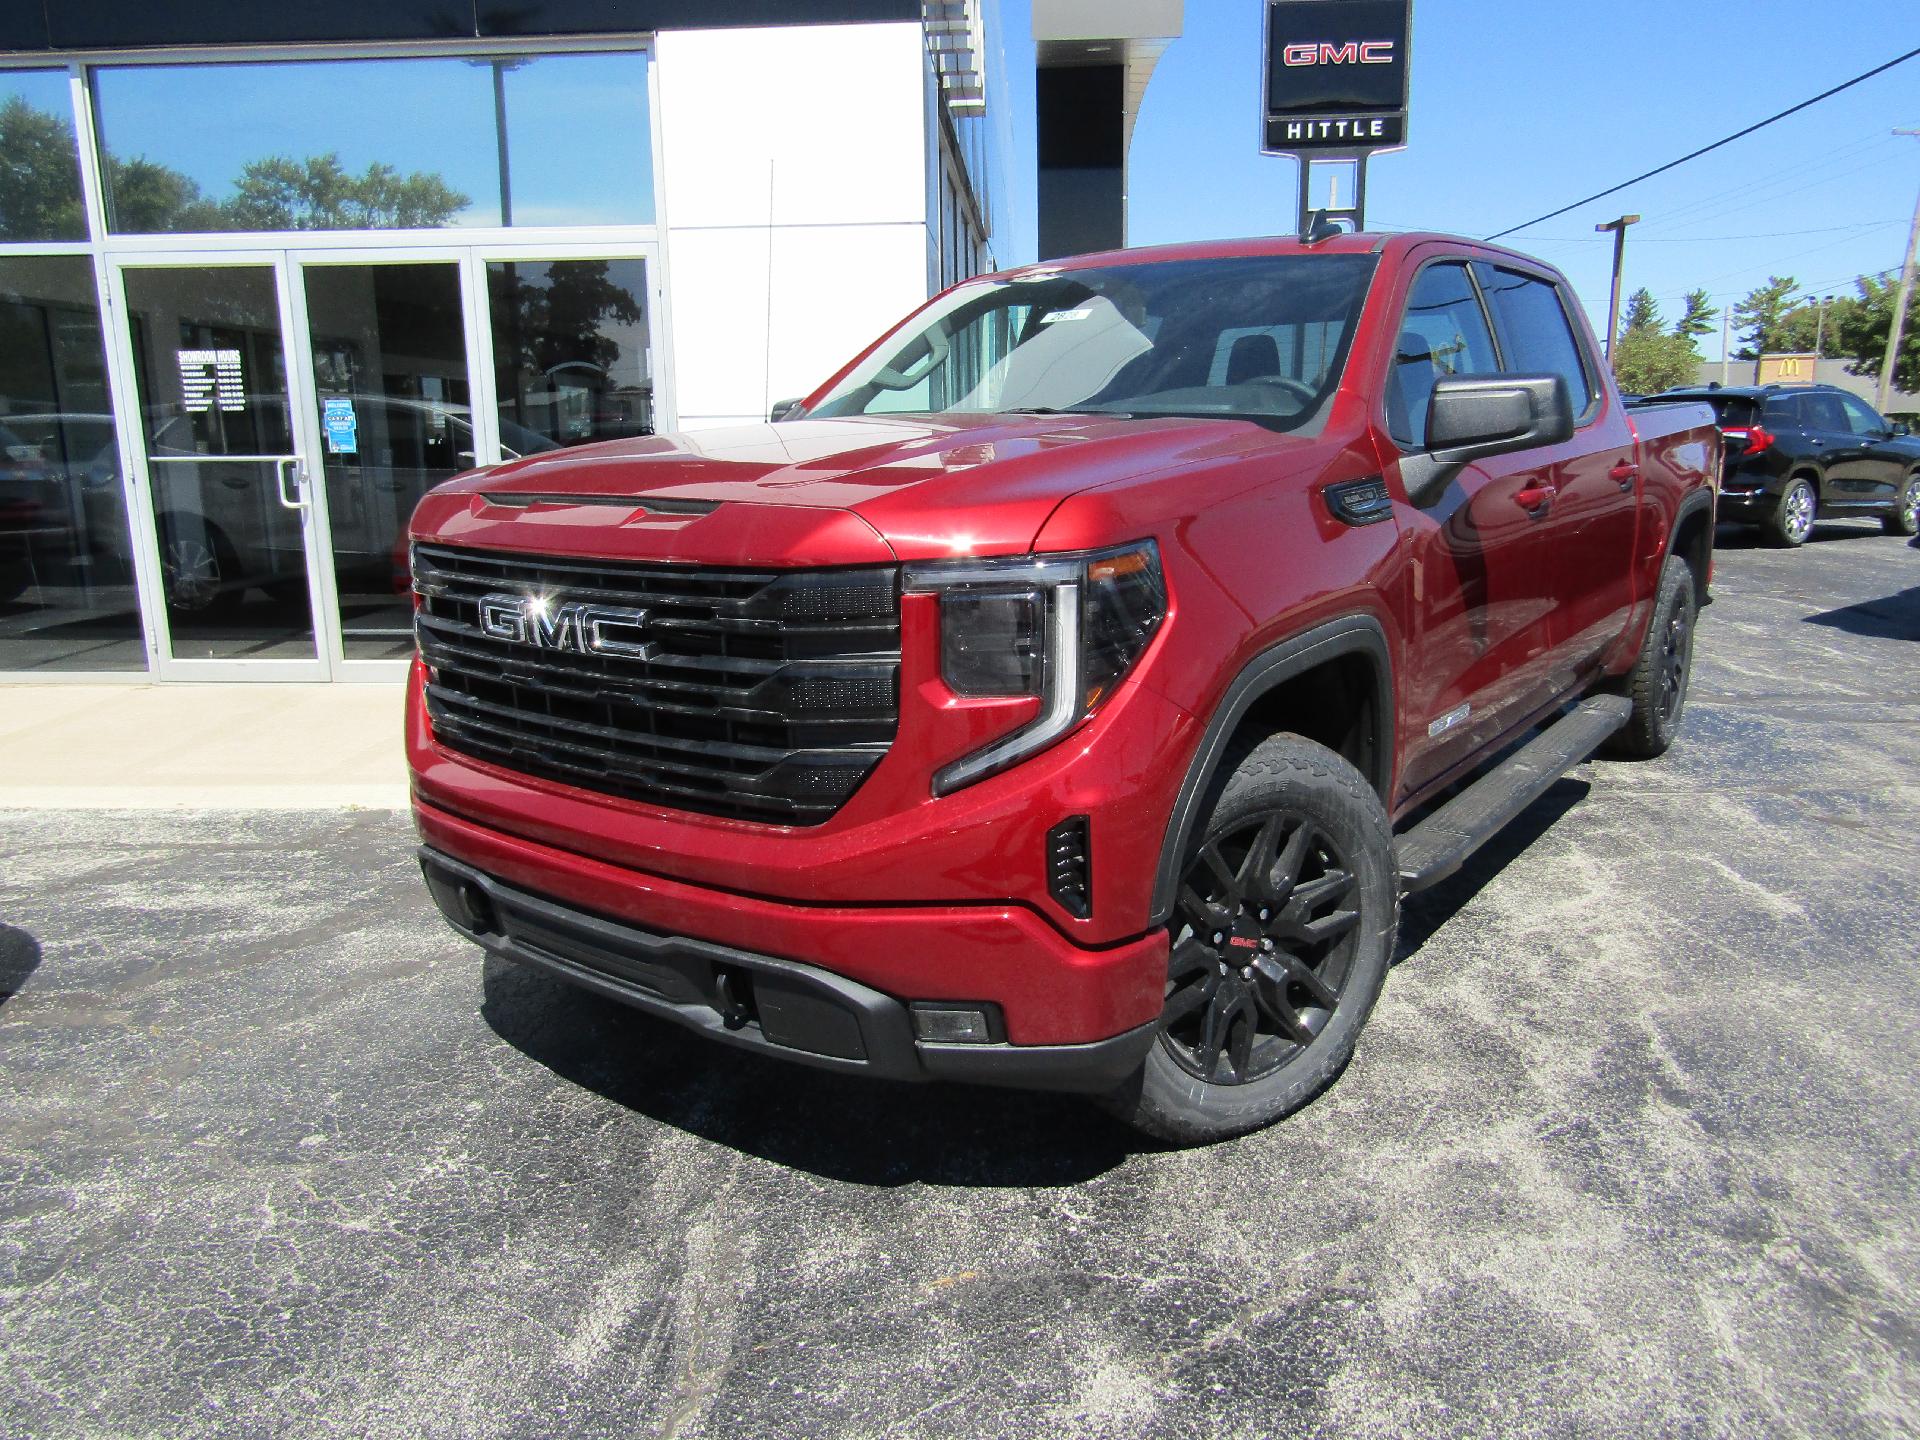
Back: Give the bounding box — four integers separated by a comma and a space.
1263, 0, 1412, 154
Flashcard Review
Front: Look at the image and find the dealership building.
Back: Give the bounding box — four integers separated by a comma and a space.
0, 1, 1016, 683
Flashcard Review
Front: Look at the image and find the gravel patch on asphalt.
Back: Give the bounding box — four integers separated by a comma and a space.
2, 524, 1916, 1438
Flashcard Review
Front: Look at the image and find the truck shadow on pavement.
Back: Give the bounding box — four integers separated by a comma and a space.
0, 924, 43, 1009
1803, 585, 1920, 642
1394, 777, 1591, 961
478, 790, 1592, 1185
1712, 520, 1885, 550
479, 956, 1147, 1186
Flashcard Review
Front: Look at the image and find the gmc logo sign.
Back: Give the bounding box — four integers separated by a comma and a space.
1264, 0, 1410, 154
478, 592, 655, 660
1281, 41, 1394, 66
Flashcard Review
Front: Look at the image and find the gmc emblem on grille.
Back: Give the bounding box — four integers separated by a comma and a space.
477, 592, 654, 659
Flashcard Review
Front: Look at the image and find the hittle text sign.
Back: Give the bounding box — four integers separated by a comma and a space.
1263, 0, 1412, 155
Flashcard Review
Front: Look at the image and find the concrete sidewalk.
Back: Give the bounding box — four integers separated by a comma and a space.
0, 683, 409, 809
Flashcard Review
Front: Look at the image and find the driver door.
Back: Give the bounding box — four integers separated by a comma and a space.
1385, 259, 1562, 801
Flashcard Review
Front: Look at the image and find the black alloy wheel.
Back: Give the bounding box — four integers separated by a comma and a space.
1163, 810, 1361, 1085
1657, 596, 1692, 727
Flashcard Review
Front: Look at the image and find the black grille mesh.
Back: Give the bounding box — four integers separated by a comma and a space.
414, 543, 900, 825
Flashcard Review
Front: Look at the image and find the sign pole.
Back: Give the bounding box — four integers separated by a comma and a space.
1594, 214, 1639, 364
1263, 0, 1412, 238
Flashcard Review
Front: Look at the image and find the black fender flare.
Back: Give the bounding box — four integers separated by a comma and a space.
1148, 613, 1393, 926
1659, 484, 1718, 608
1666, 484, 1716, 560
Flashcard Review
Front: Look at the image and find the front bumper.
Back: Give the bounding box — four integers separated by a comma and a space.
422, 845, 1158, 1093
414, 799, 1170, 1047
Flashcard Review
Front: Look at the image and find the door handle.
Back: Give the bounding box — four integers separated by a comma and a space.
1609, 459, 1639, 492
275, 457, 309, 512
1514, 483, 1555, 515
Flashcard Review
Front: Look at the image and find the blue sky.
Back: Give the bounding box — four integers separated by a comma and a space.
997, 0, 1919, 359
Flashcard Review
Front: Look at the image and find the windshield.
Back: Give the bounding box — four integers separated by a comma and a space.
808, 253, 1377, 431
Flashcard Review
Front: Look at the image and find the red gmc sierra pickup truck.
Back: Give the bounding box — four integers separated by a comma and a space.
408, 232, 1719, 1143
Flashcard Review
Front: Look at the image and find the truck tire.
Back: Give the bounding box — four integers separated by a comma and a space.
1604, 555, 1696, 760
1883, 472, 1920, 536
1765, 476, 1817, 547
1102, 734, 1397, 1145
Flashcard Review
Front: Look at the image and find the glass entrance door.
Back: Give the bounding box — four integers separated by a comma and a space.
294, 257, 476, 669
112, 257, 327, 674
102, 245, 659, 679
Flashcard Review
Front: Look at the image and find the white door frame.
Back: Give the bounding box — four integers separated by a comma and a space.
103, 248, 333, 681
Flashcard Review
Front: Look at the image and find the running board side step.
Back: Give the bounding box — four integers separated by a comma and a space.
1395, 694, 1632, 894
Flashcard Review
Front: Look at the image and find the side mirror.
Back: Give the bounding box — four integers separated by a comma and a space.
769, 398, 805, 423
1401, 374, 1575, 508
1891, 421, 1911, 437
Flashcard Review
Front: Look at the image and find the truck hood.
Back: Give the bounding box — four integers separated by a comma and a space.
438, 413, 1283, 560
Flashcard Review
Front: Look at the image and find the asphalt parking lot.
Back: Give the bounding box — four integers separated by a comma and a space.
2, 521, 1917, 1439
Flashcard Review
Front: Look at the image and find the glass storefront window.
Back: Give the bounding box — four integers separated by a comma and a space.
92, 53, 656, 235
0, 70, 86, 242
488, 259, 653, 449
0, 256, 144, 671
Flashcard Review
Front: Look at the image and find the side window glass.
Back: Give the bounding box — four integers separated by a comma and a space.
1836, 393, 1885, 436
1479, 268, 1595, 419
1762, 395, 1801, 428
1389, 262, 1500, 449
1803, 393, 1848, 431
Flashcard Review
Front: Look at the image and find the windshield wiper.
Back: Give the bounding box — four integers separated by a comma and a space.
1000, 406, 1134, 418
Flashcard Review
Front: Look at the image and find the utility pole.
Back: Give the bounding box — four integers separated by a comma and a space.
1595, 214, 1641, 363
1720, 305, 1731, 385
1879, 130, 1920, 412
1813, 294, 1833, 359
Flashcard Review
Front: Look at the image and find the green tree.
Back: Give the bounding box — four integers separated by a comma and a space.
1612, 326, 1701, 394
1619, 287, 1661, 337
0, 96, 87, 241
1674, 289, 1717, 340
1829, 271, 1920, 394
220, 154, 468, 231
1731, 275, 1801, 357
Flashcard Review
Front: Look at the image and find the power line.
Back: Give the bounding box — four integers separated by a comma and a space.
1526, 220, 1905, 244
1484, 46, 1920, 241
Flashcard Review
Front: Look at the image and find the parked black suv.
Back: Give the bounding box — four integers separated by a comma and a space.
1653, 384, 1920, 545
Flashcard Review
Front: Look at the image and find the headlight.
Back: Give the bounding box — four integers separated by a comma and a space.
905, 540, 1166, 794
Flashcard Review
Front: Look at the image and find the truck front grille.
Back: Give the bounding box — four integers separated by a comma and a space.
413, 542, 900, 826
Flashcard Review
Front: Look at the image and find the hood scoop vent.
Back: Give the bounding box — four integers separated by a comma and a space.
482, 492, 721, 515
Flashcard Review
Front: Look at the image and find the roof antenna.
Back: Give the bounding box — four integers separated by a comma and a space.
1302, 209, 1346, 245
1296, 157, 1367, 243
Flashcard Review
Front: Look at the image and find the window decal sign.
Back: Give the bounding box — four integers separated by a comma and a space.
322, 397, 359, 455
177, 348, 246, 413
1263, 0, 1412, 154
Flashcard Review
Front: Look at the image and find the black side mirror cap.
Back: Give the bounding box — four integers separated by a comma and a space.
1401, 374, 1576, 508
769, 398, 805, 423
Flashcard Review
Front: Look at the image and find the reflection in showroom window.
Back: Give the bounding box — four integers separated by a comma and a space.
488, 259, 654, 450
0, 257, 145, 672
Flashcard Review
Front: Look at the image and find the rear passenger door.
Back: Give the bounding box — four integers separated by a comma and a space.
1475, 262, 1640, 686
1385, 258, 1564, 800
1831, 392, 1907, 505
